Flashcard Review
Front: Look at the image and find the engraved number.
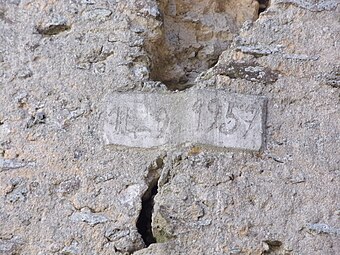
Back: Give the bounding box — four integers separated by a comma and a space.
219, 103, 238, 134
108, 106, 151, 137
155, 108, 170, 137
192, 99, 203, 131
207, 99, 222, 131
192, 99, 239, 134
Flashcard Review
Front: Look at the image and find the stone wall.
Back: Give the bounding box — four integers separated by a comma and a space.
0, 0, 339, 254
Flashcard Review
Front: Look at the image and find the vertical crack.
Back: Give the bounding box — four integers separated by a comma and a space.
136, 156, 164, 248
136, 178, 159, 246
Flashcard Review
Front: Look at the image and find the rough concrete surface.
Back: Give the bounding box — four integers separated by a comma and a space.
0, 0, 339, 255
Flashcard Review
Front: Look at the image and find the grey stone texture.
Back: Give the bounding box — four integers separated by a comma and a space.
103, 90, 266, 151
0, 0, 339, 254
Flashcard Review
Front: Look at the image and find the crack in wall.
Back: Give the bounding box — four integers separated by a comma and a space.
136, 177, 159, 246
136, 156, 165, 248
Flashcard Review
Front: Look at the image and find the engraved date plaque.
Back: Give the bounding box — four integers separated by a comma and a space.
103, 90, 267, 151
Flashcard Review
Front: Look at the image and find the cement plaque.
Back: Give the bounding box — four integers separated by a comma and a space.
103, 90, 266, 151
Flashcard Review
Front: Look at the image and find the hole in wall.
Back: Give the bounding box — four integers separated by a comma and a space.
257, 0, 270, 15
147, 0, 260, 91
263, 240, 283, 254
136, 177, 159, 247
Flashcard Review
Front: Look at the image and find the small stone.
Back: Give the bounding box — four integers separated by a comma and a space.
26, 111, 46, 128
61, 240, 80, 255
16, 68, 33, 79
105, 228, 130, 242
0, 236, 24, 254
229, 248, 242, 254
70, 208, 108, 226
307, 223, 340, 235
83, 8, 112, 21
0, 159, 27, 171
36, 16, 70, 36
57, 178, 81, 194
214, 61, 278, 84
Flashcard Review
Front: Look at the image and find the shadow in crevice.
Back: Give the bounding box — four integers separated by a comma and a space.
136, 177, 159, 247
257, 0, 270, 15
263, 240, 284, 254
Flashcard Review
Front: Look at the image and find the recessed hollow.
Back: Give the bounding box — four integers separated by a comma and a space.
147, 0, 260, 91
257, 0, 270, 15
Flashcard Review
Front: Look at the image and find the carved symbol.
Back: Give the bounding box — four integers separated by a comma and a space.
126, 108, 152, 138
192, 98, 239, 134
241, 107, 259, 138
107, 107, 126, 133
192, 99, 203, 131
207, 98, 222, 132
104, 91, 265, 150
155, 108, 170, 137
219, 103, 238, 135
108, 106, 151, 138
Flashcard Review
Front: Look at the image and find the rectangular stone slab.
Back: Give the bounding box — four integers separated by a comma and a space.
102, 90, 267, 151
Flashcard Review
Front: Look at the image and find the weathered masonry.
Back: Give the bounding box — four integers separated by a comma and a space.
103, 90, 267, 151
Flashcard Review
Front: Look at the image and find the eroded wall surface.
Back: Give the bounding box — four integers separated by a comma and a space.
0, 0, 339, 254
